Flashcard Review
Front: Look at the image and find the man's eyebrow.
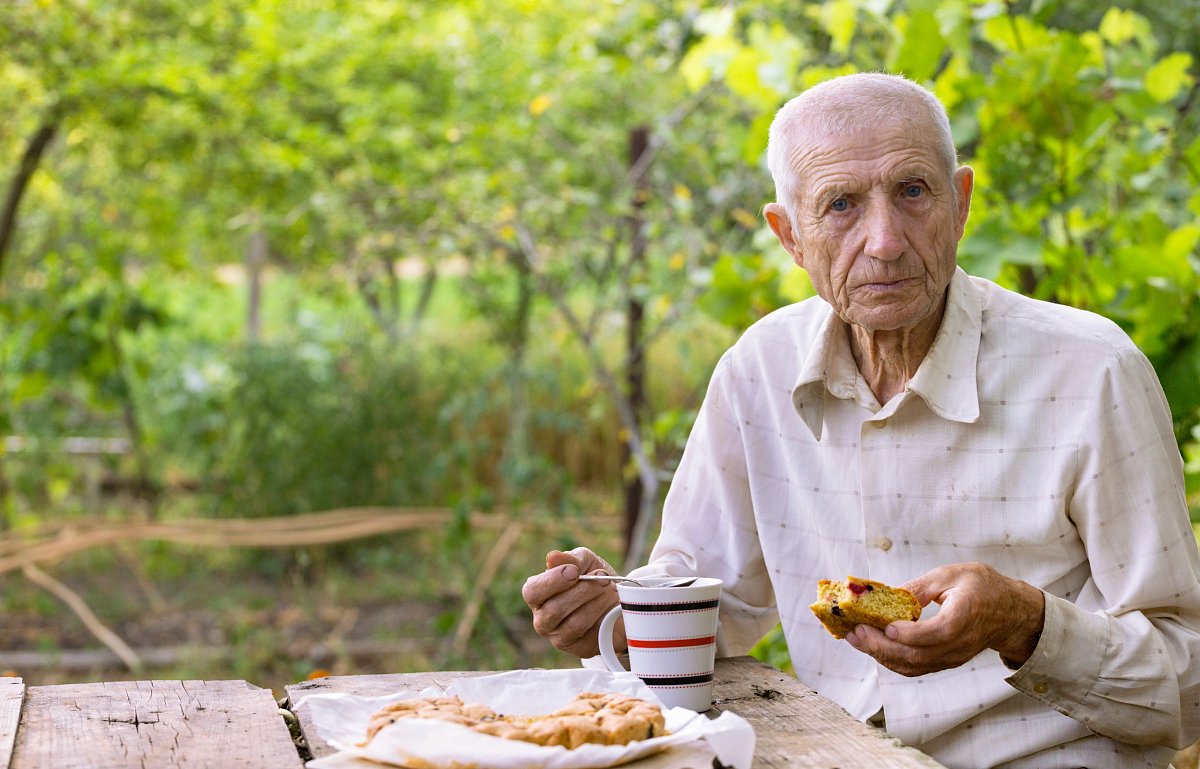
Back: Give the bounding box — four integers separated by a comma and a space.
893, 168, 929, 184
808, 182, 855, 211
892, 163, 942, 185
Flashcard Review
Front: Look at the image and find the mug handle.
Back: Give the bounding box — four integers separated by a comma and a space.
597, 604, 627, 673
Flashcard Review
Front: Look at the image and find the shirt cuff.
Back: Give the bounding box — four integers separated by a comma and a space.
1004, 591, 1109, 720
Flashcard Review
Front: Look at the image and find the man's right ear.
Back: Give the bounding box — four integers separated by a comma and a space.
763, 203, 804, 268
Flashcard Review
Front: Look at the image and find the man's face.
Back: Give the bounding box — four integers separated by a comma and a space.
766, 123, 973, 333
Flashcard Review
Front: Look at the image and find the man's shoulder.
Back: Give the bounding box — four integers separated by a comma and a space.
972, 275, 1137, 356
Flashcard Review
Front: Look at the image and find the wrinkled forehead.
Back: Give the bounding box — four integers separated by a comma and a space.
787, 123, 946, 192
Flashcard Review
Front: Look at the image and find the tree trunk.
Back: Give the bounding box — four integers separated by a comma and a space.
409, 263, 439, 331
246, 224, 267, 342
0, 117, 60, 530
503, 255, 534, 498
622, 126, 650, 565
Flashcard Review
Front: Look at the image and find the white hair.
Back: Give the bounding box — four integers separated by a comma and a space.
766, 73, 958, 212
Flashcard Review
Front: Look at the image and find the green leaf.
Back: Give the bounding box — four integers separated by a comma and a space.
726, 47, 779, 109
1098, 7, 1138, 46
889, 10, 946, 82
742, 111, 773, 166
957, 218, 1044, 279
10, 371, 49, 405
1144, 52, 1195, 103
779, 267, 817, 303
747, 22, 804, 96
698, 253, 785, 329
821, 0, 858, 55
1164, 224, 1200, 271
679, 34, 739, 92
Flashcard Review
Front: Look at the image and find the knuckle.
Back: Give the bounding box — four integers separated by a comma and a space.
520, 578, 538, 606
964, 561, 990, 579
559, 616, 587, 641
899, 646, 927, 670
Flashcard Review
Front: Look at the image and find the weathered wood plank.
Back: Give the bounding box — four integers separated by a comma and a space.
286, 657, 947, 768
0, 678, 23, 769
10, 679, 302, 769
709, 656, 945, 768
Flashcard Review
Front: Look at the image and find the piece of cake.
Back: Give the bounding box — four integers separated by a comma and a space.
809, 576, 921, 639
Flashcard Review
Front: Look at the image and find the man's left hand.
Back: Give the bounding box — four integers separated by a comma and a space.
844, 562, 1045, 677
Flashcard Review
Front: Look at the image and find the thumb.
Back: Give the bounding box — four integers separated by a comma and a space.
546, 547, 614, 575
898, 572, 943, 608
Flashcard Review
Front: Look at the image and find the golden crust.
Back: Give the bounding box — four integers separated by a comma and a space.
360, 691, 667, 749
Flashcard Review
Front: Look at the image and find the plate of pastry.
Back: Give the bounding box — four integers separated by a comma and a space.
300, 668, 754, 769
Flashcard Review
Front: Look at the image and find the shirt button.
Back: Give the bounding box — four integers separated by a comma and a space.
876, 537, 893, 551
1033, 682, 1049, 695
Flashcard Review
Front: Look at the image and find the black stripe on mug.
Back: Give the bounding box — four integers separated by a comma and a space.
638, 673, 714, 686
620, 599, 720, 613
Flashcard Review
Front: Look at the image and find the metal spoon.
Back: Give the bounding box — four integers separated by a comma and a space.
577, 575, 699, 588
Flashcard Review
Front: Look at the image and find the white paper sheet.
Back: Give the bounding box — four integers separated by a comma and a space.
300, 668, 754, 769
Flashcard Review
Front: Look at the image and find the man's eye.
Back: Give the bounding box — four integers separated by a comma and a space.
831, 198, 849, 212
903, 184, 923, 198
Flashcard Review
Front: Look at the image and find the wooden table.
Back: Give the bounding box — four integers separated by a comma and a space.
0, 658, 948, 768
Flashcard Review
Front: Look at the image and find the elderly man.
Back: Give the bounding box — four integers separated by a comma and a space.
522, 73, 1200, 767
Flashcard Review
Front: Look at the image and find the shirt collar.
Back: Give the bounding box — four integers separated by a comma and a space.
791, 267, 983, 440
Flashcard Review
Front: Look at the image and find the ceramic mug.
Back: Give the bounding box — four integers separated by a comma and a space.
597, 577, 722, 711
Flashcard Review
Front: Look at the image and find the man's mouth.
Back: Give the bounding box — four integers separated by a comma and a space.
855, 276, 919, 291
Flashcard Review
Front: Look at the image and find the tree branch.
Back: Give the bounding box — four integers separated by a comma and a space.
22, 563, 143, 672
0, 119, 59, 278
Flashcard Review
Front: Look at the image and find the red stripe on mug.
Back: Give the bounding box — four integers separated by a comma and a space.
626, 635, 716, 649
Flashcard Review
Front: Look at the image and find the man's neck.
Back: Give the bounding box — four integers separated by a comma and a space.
847, 300, 946, 406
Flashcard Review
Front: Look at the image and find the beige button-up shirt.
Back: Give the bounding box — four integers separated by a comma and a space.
634, 268, 1200, 768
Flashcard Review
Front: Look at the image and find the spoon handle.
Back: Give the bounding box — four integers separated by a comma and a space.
577, 574, 630, 582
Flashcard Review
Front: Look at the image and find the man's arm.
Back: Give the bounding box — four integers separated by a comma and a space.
851, 348, 1200, 748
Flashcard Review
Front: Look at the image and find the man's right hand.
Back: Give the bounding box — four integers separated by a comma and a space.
521, 547, 624, 658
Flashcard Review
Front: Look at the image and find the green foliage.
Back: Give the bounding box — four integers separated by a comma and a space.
2, 0, 1200, 675
698, 252, 789, 330
749, 623, 794, 676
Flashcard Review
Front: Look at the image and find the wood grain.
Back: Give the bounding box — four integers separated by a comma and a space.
286, 657, 948, 768
0, 677, 23, 769
10, 679, 301, 769
709, 657, 945, 768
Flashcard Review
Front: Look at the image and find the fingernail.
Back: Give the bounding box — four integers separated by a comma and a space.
886, 625, 899, 640
845, 631, 859, 647
563, 565, 579, 581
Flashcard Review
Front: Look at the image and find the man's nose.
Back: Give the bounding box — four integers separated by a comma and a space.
863, 200, 905, 261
